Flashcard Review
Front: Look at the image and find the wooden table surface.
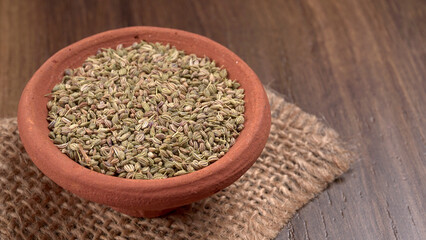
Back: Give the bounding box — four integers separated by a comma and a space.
1, 0, 425, 239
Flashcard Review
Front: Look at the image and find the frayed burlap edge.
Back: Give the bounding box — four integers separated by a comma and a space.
0, 90, 351, 240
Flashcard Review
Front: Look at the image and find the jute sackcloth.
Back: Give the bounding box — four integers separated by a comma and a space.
0, 90, 351, 240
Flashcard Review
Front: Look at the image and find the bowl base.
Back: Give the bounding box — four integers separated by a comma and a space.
111, 206, 178, 218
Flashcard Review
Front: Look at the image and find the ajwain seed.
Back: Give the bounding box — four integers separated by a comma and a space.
46, 40, 245, 179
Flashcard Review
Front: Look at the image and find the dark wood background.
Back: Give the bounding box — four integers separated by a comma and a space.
1, 0, 425, 239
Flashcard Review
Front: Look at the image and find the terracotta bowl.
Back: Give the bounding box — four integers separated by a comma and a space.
17, 26, 271, 218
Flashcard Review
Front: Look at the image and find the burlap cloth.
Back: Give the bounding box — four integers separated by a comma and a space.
0, 90, 351, 240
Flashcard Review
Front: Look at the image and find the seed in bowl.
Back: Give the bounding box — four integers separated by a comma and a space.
46, 41, 245, 179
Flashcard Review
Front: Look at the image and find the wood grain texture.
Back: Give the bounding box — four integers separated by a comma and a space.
0, 0, 425, 239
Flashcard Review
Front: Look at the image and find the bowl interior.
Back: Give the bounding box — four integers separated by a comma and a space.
18, 27, 270, 209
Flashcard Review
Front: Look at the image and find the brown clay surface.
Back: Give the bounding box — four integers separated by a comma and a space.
17, 27, 271, 217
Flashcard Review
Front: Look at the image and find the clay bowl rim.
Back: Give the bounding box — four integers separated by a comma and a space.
17, 26, 271, 210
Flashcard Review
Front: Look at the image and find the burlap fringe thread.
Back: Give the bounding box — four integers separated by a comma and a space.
0, 90, 350, 240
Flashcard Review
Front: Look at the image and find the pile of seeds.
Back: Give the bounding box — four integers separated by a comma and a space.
46, 41, 245, 179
